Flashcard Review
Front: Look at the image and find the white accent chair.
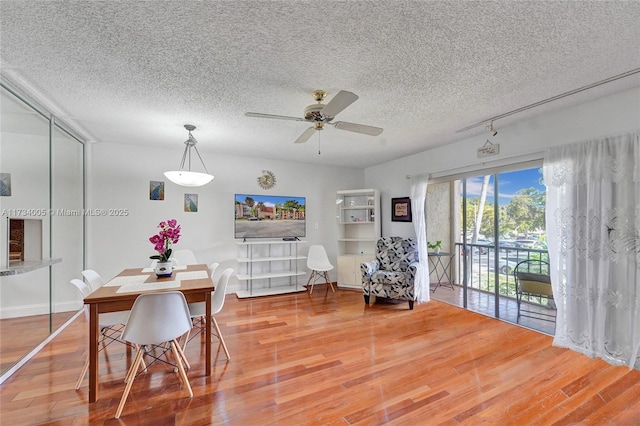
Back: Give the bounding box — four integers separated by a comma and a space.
305, 245, 335, 295
115, 291, 194, 419
81, 269, 104, 291
171, 249, 198, 265
184, 267, 233, 360
69, 279, 130, 390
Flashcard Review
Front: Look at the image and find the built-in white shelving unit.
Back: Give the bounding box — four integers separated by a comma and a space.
235, 240, 307, 298
336, 189, 381, 289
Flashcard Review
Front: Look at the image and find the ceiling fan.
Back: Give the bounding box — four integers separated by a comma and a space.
245, 90, 383, 144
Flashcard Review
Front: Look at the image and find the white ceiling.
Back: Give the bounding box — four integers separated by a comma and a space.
1, 1, 639, 168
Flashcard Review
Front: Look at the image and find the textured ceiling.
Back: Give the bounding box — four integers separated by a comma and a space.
1, 1, 640, 168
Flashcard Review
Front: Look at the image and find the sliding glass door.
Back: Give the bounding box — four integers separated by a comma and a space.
430, 164, 553, 334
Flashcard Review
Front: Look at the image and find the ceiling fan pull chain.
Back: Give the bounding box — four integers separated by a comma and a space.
318, 131, 321, 155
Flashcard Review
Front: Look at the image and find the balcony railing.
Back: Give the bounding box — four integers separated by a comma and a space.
451, 242, 550, 305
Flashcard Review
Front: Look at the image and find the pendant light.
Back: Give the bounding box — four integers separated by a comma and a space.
164, 124, 214, 187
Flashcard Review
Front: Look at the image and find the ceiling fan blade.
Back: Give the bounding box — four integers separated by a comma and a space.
245, 112, 304, 122
321, 90, 359, 118
333, 121, 383, 136
294, 127, 316, 144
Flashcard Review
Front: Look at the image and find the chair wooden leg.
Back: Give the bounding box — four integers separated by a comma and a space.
307, 271, 316, 294
182, 328, 192, 352
124, 345, 147, 383
173, 338, 191, 370
212, 316, 230, 360
115, 348, 144, 419
170, 341, 193, 398
75, 354, 90, 390
323, 271, 335, 293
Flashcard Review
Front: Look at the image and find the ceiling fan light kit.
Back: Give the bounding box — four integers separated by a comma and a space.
245, 89, 384, 146
164, 124, 214, 187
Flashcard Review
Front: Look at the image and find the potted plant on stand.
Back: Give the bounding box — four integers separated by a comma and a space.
428, 240, 442, 254
149, 219, 181, 277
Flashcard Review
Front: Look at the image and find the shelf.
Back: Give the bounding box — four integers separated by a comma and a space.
337, 188, 380, 287
236, 285, 307, 299
236, 270, 307, 281
0, 258, 62, 276
236, 255, 307, 263
237, 240, 306, 246
337, 188, 376, 195
340, 206, 374, 210
236, 240, 306, 297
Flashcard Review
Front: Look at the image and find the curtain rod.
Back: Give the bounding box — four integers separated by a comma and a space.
455, 68, 640, 134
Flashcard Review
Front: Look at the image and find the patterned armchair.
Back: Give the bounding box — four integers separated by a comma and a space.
361, 237, 419, 310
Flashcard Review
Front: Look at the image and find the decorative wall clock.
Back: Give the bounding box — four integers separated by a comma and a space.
257, 170, 276, 189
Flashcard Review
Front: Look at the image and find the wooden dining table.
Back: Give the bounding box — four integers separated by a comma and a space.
83, 263, 214, 403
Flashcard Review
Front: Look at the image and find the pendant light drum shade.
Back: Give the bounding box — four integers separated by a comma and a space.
164, 124, 214, 187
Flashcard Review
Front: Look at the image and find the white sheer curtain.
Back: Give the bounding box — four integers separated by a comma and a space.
544, 132, 640, 369
411, 174, 430, 303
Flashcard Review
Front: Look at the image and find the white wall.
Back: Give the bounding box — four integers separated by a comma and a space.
365, 87, 640, 238
87, 143, 364, 292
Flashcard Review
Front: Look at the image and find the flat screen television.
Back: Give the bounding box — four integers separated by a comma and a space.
234, 194, 306, 239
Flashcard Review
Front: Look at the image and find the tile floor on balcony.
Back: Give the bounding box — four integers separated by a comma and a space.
430, 283, 556, 336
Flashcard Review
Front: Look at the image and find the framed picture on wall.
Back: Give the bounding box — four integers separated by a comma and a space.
0, 173, 12, 196
391, 197, 412, 222
149, 180, 164, 200
184, 193, 198, 212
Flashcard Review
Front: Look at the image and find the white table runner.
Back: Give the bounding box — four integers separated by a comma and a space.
116, 281, 180, 293
104, 275, 149, 287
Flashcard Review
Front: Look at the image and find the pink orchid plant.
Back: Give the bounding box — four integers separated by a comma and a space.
149, 219, 181, 263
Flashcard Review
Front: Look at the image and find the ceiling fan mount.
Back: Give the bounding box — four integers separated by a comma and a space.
312, 90, 327, 102
244, 89, 383, 145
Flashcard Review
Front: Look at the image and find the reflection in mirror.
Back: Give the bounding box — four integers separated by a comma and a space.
0, 83, 84, 378
7, 218, 43, 263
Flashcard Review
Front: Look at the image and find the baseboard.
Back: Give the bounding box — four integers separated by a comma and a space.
0, 302, 79, 319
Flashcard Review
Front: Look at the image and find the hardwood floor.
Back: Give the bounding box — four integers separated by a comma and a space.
430, 284, 557, 336
1, 287, 639, 425
0, 311, 74, 374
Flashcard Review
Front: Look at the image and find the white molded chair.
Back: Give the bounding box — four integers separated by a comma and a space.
184, 267, 233, 359
115, 291, 194, 419
305, 245, 335, 295
82, 269, 104, 291
70, 279, 130, 390
171, 249, 198, 265
208, 262, 220, 280
181, 262, 219, 354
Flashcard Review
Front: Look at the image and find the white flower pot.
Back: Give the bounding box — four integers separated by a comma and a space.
155, 261, 173, 277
